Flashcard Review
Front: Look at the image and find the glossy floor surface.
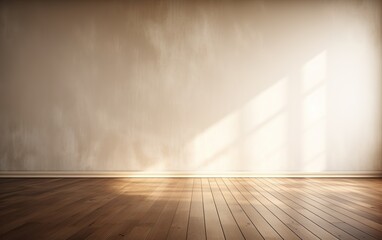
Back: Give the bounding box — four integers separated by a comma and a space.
0, 178, 381, 239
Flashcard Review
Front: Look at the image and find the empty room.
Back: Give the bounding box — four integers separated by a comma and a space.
0, 0, 381, 239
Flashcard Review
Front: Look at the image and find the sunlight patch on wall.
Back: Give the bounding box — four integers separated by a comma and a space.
242, 78, 288, 171
189, 78, 288, 171
191, 112, 240, 170
243, 113, 288, 171
301, 51, 327, 171
241, 78, 288, 132
302, 51, 327, 93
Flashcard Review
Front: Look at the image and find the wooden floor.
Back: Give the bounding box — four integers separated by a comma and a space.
0, 178, 382, 239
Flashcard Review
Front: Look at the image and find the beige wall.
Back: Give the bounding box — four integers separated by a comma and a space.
0, 0, 381, 172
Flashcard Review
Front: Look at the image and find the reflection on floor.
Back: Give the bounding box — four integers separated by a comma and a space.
0, 178, 381, 239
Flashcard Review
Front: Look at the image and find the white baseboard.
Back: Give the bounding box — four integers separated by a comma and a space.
0, 171, 381, 178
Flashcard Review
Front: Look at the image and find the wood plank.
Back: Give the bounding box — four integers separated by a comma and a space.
281, 178, 382, 234
187, 178, 206, 240
167, 178, 193, 240
145, 179, 187, 240
209, 178, 245, 240
222, 178, 282, 239
167, 179, 194, 240
236, 178, 320, 240
125, 178, 177, 240
229, 178, 300, 239
256, 178, 359, 240
215, 178, 264, 239
0, 179, 124, 236
267, 178, 379, 240
0, 178, 381, 240
301, 178, 382, 221
201, 178, 225, 240
250, 178, 347, 239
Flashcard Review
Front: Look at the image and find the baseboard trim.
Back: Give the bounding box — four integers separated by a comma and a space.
0, 171, 381, 178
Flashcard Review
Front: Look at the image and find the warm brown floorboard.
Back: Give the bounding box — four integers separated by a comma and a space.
0, 178, 381, 240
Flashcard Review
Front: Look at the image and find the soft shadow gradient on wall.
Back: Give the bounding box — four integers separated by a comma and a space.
0, 0, 381, 172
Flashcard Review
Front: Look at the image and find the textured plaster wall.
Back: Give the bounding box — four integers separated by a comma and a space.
0, 0, 381, 172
